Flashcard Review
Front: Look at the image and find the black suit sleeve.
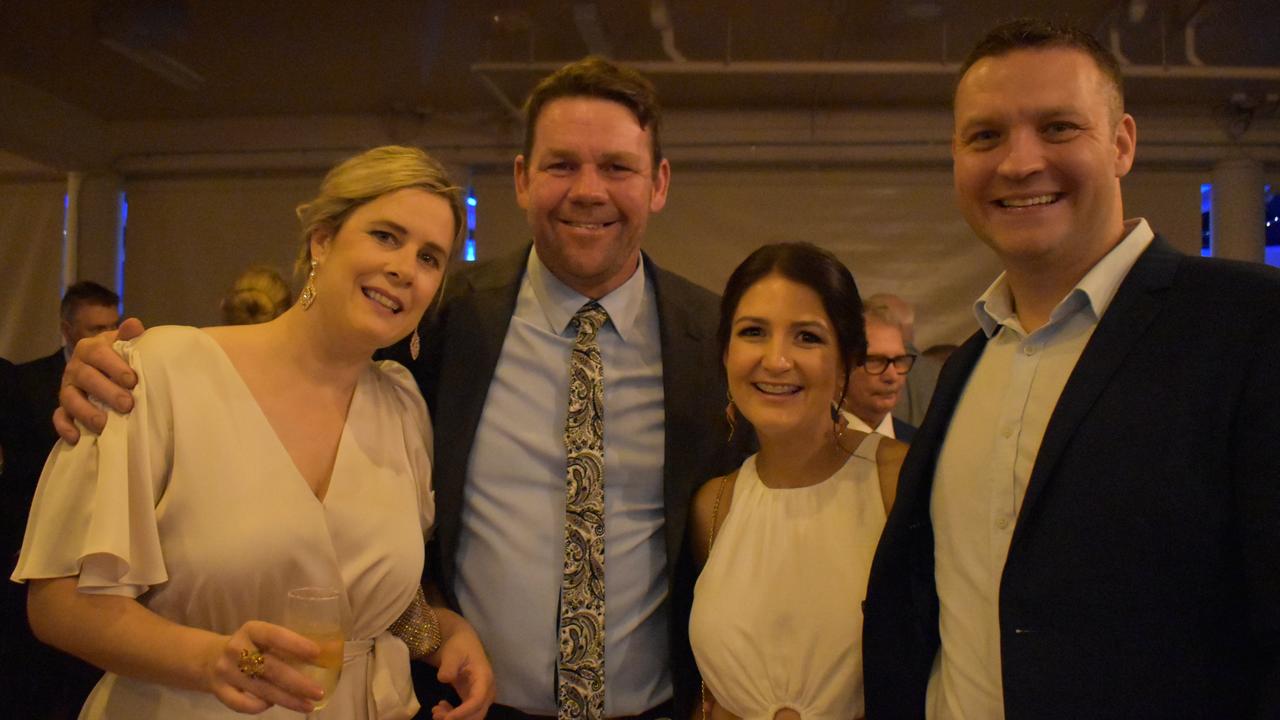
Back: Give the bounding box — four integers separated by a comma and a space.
1236, 313, 1280, 718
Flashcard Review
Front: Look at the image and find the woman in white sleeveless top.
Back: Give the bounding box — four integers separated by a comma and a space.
689, 243, 906, 720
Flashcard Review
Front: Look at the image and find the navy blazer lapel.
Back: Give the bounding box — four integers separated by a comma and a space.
894, 331, 987, 528
429, 247, 529, 599
648, 255, 711, 575
1013, 237, 1181, 532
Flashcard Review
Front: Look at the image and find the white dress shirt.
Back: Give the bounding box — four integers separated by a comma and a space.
454, 249, 670, 715
842, 409, 896, 439
926, 220, 1154, 720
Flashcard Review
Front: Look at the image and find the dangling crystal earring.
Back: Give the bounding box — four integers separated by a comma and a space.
299, 259, 318, 309
409, 327, 421, 361
724, 390, 737, 442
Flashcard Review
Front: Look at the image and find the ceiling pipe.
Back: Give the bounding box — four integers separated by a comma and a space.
474, 72, 524, 123
650, 0, 687, 62
572, 3, 614, 57
1108, 16, 1132, 66
473, 59, 1280, 81
1184, 1, 1209, 66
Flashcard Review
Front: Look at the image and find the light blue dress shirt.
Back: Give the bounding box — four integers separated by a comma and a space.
455, 249, 669, 714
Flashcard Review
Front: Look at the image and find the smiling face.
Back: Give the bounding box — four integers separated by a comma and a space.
309, 187, 455, 349
845, 319, 908, 427
515, 96, 670, 299
952, 46, 1136, 281
724, 273, 844, 443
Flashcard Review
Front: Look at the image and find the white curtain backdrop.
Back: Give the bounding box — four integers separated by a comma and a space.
0, 181, 64, 362
0, 166, 1205, 360
122, 175, 320, 329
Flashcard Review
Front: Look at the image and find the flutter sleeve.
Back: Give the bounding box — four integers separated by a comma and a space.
376, 359, 435, 539
11, 334, 174, 598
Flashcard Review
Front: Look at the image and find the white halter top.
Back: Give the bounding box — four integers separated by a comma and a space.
689, 433, 887, 720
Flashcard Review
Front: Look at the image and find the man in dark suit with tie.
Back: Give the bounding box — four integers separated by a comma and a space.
390, 57, 743, 718
863, 18, 1280, 720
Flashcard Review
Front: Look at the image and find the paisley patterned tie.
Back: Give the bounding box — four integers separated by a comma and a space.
559, 301, 608, 720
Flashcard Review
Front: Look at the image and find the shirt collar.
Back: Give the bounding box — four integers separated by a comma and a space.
973, 218, 1155, 337
525, 247, 647, 342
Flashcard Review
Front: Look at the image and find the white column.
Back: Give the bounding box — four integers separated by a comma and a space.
1210, 157, 1265, 262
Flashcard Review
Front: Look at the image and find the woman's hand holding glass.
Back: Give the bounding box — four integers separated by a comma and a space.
204, 619, 326, 714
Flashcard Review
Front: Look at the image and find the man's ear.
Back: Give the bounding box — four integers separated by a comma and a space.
514, 155, 531, 210
1114, 113, 1137, 178
649, 158, 671, 212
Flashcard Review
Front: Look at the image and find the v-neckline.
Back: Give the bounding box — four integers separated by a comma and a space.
197, 328, 359, 504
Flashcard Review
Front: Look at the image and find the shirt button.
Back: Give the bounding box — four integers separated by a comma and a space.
1001, 426, 1014, 439
996, 516, 1011, 530
1023, 344, 1038, 356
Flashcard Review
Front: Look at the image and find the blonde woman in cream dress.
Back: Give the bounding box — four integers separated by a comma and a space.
13, 147, 494, 719
689, 243, 905, 720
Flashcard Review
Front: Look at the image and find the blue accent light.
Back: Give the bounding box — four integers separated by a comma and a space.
1200, 183, 1211, 255
464, 188, 478, 262
62, 193, 70, 294
116, 192, 128, 310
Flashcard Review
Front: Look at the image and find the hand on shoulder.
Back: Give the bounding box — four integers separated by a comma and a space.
53, 317, 147, 443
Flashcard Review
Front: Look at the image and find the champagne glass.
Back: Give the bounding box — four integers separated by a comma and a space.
285, 586, 345, 715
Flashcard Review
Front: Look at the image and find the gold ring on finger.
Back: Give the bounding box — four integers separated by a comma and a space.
237, 648, 266, 679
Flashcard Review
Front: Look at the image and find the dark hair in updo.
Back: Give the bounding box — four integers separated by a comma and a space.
717, 242, 866, 400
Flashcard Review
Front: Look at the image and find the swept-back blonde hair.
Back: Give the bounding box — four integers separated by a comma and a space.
294, 145, 463, 278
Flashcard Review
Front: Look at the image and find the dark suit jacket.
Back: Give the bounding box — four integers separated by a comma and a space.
1, 350, 102, 714
864, 238, 1280, 720
12, 349, 63, 450
4, 349, 64, 552
891, 416, 916, 443
386, 246, 743, 716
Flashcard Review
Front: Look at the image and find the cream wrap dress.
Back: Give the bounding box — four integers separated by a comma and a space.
689, 433, 887, 720
12, 326, 434, 719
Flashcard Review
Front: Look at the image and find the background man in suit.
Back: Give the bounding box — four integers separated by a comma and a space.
863, 18, 1280, 720
843, 302, 916, 441
15, 282, 120, 444
867, 292, 942, 428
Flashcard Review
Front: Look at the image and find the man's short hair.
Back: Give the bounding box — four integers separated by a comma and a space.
60, 281, 119, 323
863, 300, 905, 333
957, 18, 1125, 121
522, 56, 664, 170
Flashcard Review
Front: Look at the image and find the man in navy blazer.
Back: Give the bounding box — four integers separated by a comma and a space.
863, 19, 1280, 720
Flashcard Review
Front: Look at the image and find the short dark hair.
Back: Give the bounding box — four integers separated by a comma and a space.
60, 281, 119, 323
522, 56, 664, 170
717, 242, 866, 402
957, 18, 1124, 120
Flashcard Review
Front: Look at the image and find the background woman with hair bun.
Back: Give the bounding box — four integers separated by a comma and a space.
220, 265, 293, 326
